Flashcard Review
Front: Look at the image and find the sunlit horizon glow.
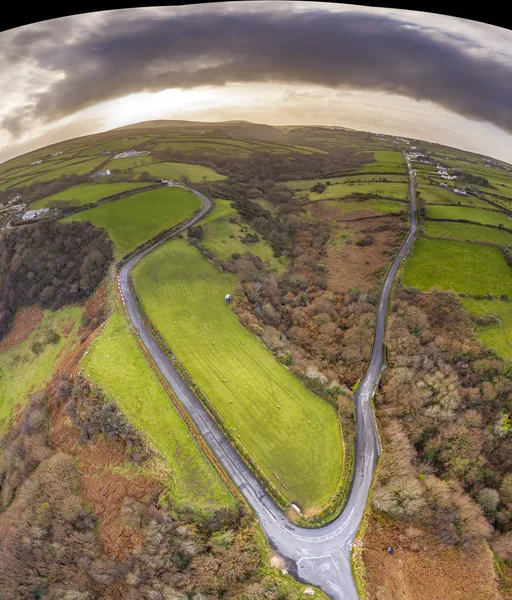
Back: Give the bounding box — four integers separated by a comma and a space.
1, 2, 512, 164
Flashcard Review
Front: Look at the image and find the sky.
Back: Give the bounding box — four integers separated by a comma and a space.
1, 1, 512, 164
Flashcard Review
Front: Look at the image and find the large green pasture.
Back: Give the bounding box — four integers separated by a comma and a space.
0, 307, 81, 435
417, 184, 496, 209
402, 238, 512, 297
323, 198, 407, 215
308, 181, 408, 202
360, 150, 406, 173
81, 309, 234, 514
32, 182, 152, 209
132, 238, 344, 510
425, 205, 512, 228
133, 161, 226, 183
106, 154, 155, 171
461, 298, 512, 361
67, 186, 201, 257
424, 221, 512, 247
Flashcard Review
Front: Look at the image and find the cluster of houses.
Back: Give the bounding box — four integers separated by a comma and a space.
436, 164, 458, 180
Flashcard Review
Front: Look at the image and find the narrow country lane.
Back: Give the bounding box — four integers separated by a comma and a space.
118, 156, 418, 600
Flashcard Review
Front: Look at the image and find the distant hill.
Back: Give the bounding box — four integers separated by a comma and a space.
113, 119, 289, 143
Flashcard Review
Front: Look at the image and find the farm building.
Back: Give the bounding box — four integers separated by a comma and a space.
91, 169, 111, 179
21, 208, 49, 220
453, 188, 468, 196
225, 294, 232, 303
113, 150, 151, 160
30, 159, 43, 165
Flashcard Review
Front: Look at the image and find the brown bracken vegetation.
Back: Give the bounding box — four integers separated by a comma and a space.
362, 287, 512, 597
0, 376, 313, 600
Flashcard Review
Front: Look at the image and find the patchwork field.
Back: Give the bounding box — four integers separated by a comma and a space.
132, 238, 344, 510
461, 298, 512, 361
81, 309, 235, 515
424, 221, 512, 247
66, 186, 201, 257
425, 205, 512, 228
307, 181, 408, 202
153, 137, 322, 156
133, 161, 226, 183
0, 307, 81, 435
78, 136, 154, 155
15, 157, 109, 187
402, 238, 512, 297
31, 182, 153, 209
417, 184, 496, 209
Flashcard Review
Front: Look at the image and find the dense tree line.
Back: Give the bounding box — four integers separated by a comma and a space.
373, 287, 512, 561
0, 221, 113, 340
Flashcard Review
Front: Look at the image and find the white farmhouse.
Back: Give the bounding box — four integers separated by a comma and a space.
21, 208, 49, 220
91, 169, 111, 179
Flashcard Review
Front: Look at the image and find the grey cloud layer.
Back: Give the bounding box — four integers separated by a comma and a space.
3, 5, 512, 135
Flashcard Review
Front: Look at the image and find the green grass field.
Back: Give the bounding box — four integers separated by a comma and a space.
284, 174, 408, 190
67, 186, 201, 257
81, 309, 235, 515
425, 205, 512, 228
106, 154, 155, 171
133, 161, 226, 183
19, 157, 108, 186
132, 238, 343, 510
360, 150, 406, 173
424, 221, 512, 247
152, 137, 322, 156
403, 238, 512, 297
461, 298, 512, 361
200, 203, 287, 274
308, 181, 408, 202
417, 184, 496, 209
324, 198, 407, 215
0, 307, 81, 435
78, 136, 154, 156
32, 182, 153, 209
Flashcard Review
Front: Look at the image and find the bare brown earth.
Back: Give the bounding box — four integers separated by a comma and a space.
0, 305, 43, 353
362, 513, 504, 600
308, 201, 408, 292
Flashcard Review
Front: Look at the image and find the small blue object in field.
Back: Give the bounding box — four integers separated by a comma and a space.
387, 546, 393, 554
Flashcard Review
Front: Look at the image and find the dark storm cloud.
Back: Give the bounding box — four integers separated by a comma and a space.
4, 6, 512, 134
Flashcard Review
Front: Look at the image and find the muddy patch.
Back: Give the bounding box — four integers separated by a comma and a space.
0, 306, 43, 354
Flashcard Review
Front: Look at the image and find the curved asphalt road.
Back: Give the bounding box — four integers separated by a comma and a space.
119, 156, 417, 600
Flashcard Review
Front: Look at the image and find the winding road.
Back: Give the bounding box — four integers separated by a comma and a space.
118, 153, 418, 600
